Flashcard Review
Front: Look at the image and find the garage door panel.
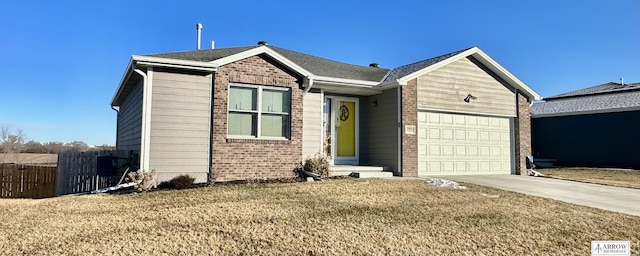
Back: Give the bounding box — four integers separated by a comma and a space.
418, 111, 512, 176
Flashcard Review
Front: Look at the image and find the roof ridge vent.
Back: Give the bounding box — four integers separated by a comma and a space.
369, 63, 380, 68
257, 41, 268, 46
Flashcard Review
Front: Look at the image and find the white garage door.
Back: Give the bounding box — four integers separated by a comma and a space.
418, 111, 513, 176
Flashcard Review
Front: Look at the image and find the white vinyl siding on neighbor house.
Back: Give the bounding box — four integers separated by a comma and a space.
302, 90, 323, 159
149, 70, 212, 183
116, 80, 143, 152
418, 111, 512, 176
228, 83, 290, 139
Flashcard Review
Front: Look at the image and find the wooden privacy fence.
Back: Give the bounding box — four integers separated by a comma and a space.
0, 164, 57, 198
56, 150, 133, 196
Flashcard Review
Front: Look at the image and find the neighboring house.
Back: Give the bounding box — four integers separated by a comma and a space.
531, 82, 640, 169
111, 42, 540, 182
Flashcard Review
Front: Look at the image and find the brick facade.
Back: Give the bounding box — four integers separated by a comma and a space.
211, 55, 303, 182
401, 79, 418, 177
514, 92, 532, 175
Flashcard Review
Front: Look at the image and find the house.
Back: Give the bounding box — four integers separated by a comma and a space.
531, 82, 640, 169
111, 42, 541, 182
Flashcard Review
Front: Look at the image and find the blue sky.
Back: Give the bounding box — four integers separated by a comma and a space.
1, 0, 638, 145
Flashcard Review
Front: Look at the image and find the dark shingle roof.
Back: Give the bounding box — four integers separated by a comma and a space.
531, 82, 640, 116
147, 46, 256, 62
146, 45, 390, 82
268, 46, 390, 82
544, 82, 640, 100
382, 47, 472, 82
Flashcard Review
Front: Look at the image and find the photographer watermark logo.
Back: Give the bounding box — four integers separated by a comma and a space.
591, 241, 630, 256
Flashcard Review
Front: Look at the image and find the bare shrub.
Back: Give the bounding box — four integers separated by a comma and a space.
126, 169, 160, 192
169, 175, 196, 190
303, 154, 330, 178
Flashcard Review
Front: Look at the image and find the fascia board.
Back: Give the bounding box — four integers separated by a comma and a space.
210, 46, 313, 77
471, 49, 542, 100
132, 55, 217, 71
397, 47, 478, 84
312, 75, 380, 87
376, 79, 404, 89
396, 47, 542, 101
111, 59, 134, 106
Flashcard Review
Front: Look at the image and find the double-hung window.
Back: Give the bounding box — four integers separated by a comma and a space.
228, 84, 290, 139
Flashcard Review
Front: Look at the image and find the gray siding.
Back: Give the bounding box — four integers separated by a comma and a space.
417, 57, 516, 117
116, 80, 142, 153
361, 89, 399, 172
302, 90, 323, 159
149, 70, 212, 183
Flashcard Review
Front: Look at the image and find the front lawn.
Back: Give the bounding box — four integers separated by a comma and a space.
0, 179, 637, 255
538, 167, 640, 189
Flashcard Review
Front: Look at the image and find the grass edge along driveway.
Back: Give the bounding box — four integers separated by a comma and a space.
539, 167, 640, 189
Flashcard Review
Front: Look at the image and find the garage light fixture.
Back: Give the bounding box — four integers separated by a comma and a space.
464, 94, 477, 103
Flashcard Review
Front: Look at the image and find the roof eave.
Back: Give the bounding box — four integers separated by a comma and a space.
395, 47, 542, 101
470, 49, 541, 100
312, 75, 380, 87
210, 46, 313, 78
133, 55, 218, 71
531, 106, 640, 118
376, 79, 405, 89
111, 58, 134, 106
111, 56, 218, 106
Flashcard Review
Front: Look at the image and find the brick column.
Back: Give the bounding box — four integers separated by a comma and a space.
401, 79, 418, 177
514, 92, 532, 175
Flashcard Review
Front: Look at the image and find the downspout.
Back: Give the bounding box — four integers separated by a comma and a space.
397, 85, 402, 176
111, 105, 119, 151
133, 68, 148, 172
304, 76, 314, 94
514, 89, 520, 175
208, 72, 215, 183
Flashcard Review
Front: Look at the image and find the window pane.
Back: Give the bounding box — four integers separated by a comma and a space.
228, 112, 256, 136
262, 89, 289, 113
261, 114, 287, 137
229, 87, 256, 111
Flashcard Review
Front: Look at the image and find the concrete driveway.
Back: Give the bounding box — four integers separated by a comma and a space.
430, 175, 640, 217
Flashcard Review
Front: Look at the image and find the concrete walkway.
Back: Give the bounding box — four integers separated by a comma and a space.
429, 175, 640, 217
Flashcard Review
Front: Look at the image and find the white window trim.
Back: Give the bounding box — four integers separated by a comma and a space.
227, 83, 291, 140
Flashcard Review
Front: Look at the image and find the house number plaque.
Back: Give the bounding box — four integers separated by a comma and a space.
405, 125, 416, 135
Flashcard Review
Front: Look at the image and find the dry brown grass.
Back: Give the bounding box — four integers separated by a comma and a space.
0, 153, 57, 165
539, 168, 640, 189
0, 179, 638, 255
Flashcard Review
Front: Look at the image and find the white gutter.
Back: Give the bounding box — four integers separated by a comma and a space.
132, 55, 217, 71
312, 75, 379, 87
303, 77, 314, 94
377, 79, 404, 89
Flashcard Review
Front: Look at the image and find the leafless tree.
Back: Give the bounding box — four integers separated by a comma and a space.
1, 126, 27, 164
43, 142, 66, 154
23, 140, 47, 153
66, 141, 90, 152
